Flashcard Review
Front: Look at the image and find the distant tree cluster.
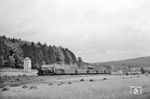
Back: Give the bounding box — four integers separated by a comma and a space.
140, 66, 145, 74
91, 63, 112, 73
77, 57, 83, 68
0, 36, 78, 69
140, 66, 150, 74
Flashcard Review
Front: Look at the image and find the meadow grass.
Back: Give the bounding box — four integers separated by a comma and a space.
0, 75, 150, 99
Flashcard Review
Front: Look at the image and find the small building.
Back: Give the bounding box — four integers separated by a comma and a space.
24, 57, 31, 72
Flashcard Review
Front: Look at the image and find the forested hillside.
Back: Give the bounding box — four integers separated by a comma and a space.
0, 36, 78, 69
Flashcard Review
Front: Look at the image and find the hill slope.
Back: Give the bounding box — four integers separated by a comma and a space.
95, 56, 150, 68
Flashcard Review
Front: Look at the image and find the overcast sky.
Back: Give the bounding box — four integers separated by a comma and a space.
0, 0, 150, 63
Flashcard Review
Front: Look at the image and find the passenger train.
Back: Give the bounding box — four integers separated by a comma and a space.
37, 66, 111, 75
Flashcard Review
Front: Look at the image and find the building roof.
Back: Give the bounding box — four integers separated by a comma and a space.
24, 57, 31, 60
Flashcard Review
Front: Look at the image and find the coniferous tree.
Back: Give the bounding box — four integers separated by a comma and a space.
77, 57, 83, 68
140, 66, 145, 74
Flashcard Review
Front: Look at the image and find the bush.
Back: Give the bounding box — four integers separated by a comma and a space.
141, 67, 145, 74
22, 85, 28, 88
3, 75, 9, 80
48, 83, 53, 86
68, 82, 72, 84
2, 86, 10, 91
57, 83, 62, 85
60, 82, 64, 84
30, 86, 37, 89
15, 78, 20, 81
89, 79, 94, 82
7, 76, 11, 80
145, 73, 149, 76
126, 72, 129, 76
80, 79, 84, 81
103, 78, 108, 80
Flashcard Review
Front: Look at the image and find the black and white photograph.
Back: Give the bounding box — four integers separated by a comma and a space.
0, 0, 150, 99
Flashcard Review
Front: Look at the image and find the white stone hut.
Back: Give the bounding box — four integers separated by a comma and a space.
24, 57, 31, 72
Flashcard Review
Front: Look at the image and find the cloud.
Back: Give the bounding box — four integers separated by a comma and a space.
0, 0, 150, 62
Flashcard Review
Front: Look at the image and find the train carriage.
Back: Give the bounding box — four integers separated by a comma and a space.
55, 69, 65, 75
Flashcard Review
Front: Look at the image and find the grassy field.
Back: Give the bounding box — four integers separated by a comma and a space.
0, 69, 150, 99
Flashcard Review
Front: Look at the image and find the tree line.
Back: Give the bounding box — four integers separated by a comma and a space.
0, 36, 82, 69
